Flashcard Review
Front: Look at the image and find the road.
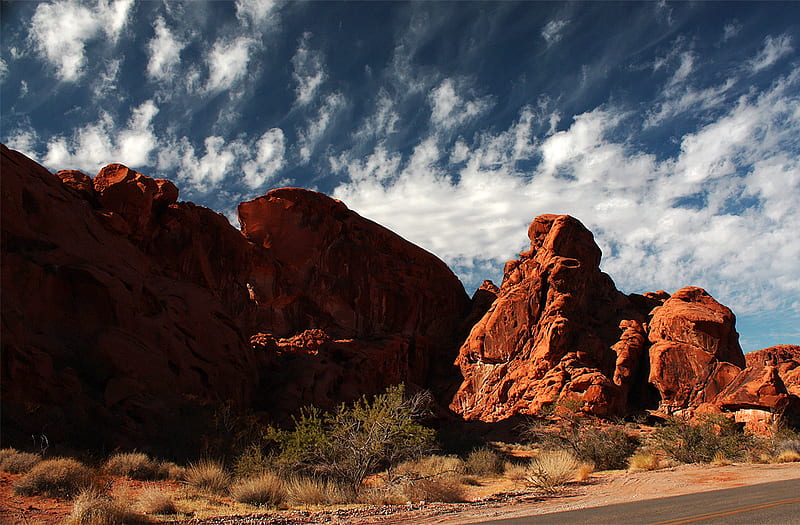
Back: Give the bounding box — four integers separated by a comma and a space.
472, 478, 800, 524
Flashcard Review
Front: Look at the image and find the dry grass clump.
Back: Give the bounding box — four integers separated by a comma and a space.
398, 476, 468, 503
628, 451, 661, 471
137, 485, 178, 515
64, 489, 147, 525
503, 460, 530, 481
0, 448, 41, 474
464, 447, 504, 476
774, 450, 800, 463
104, 452, 184, 481
230, 472, 287, 507
524, 450, 582, 493
285, 476, 352, 505
395, 454, 464, 478
104, 452, 157, 480
13, 457, 95, 498
184, 459, 230, 493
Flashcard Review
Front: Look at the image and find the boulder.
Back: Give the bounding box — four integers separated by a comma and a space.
648, 287, 746, 413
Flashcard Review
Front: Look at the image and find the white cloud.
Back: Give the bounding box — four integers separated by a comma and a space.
29, 0, 133, 82
429, 78, 492, 130
42, 100, 159, 172
354, 91, 400, 141
332, 71, 800, 328
242, 128, 286, 189
5, 129, 40, 160
235, 0, 280, 27
722, 21, 741, 42
206, 37, 254, 92
541, 19, 569, 46
147, 16, 185, 81
298, 92, 346, 163
749, 34, 793, 73
0, 58, 7, 83
292, 32, 327, 106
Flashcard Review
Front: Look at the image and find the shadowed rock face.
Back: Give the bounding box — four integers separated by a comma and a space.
1, 145, 470, 450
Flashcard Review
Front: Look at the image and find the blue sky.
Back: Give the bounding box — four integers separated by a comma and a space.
2, 1, 799, 352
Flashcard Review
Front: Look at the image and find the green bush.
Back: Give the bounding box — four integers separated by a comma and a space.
649, 415, 751, 463
523, 420, 639, 471
266, 384, 436, 486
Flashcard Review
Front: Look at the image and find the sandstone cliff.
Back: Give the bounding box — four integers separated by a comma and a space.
0, 145, 469, 451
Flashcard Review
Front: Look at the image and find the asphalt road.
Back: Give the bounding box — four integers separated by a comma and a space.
473, 478, 800, 524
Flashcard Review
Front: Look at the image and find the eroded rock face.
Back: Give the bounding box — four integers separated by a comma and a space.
1, 145, 471, 449
647, 287, 746, 413
1, 145, 259, 453
450, 215, 654, 421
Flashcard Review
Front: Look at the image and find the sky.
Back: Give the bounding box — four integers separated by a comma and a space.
1, 1, 799, 352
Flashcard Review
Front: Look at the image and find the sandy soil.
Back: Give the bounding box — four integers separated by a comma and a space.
2, 463, 799, 525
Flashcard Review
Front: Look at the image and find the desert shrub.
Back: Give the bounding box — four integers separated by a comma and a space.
525, 420, 638, 471
628, 451, 661, 471
775, 439, 800, 455
775, 450, 800, 463
14, 457, 95, 498
0, 449, 41, 474
649, 415, 751, 464
285, 476, 353, 505
230, 472, 286, 507
568, 426, 639, 470
266, 384, 435, 486
464, 447, 504, 476
234, 445, 275, 479
137, 485, 177, 515
65, 489, 146, 525
524, 450, 581, 493
184, 459, 230, 493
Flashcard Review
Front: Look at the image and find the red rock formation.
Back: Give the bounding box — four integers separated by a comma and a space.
1, 145, 259, 453
450, 214, 653, 421
647, 287, 745, 413
1, 145, 470, 449
745, 345, 800, 397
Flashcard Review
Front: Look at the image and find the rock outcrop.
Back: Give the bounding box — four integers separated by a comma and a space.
450, 214, 658, 421
1, 145, 470, 451
450, 214, 798, 427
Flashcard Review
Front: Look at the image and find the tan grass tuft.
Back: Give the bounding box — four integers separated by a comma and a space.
0, 449, 41, 474
137, 485, 177, 515
775, 450, 800, 463
575, 463, 594, 482
184, 459, 230, 493
628, 451, 661, 471
104, 452, 159, 480
13, 457, 95, 498
503, 461, 530, 481
64, 489, 147, 525
464, 447, 504, 476
399, 476, 469, 503
285, 476, 352, 506
524, 450, 581, 493
230, 472, 286, 507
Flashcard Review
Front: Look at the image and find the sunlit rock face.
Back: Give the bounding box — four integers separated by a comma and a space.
449, 214, 799, 428
450, 214, 661, 421
1, 145, 470, 451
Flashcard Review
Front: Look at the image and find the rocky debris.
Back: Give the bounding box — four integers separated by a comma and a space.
1, 145, 470, 450
450, 214, 655, 421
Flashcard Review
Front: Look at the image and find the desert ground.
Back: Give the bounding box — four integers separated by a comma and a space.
3, 461, 799, 525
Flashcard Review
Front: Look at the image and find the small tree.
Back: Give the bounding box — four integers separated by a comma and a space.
266, 384, 436, 486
